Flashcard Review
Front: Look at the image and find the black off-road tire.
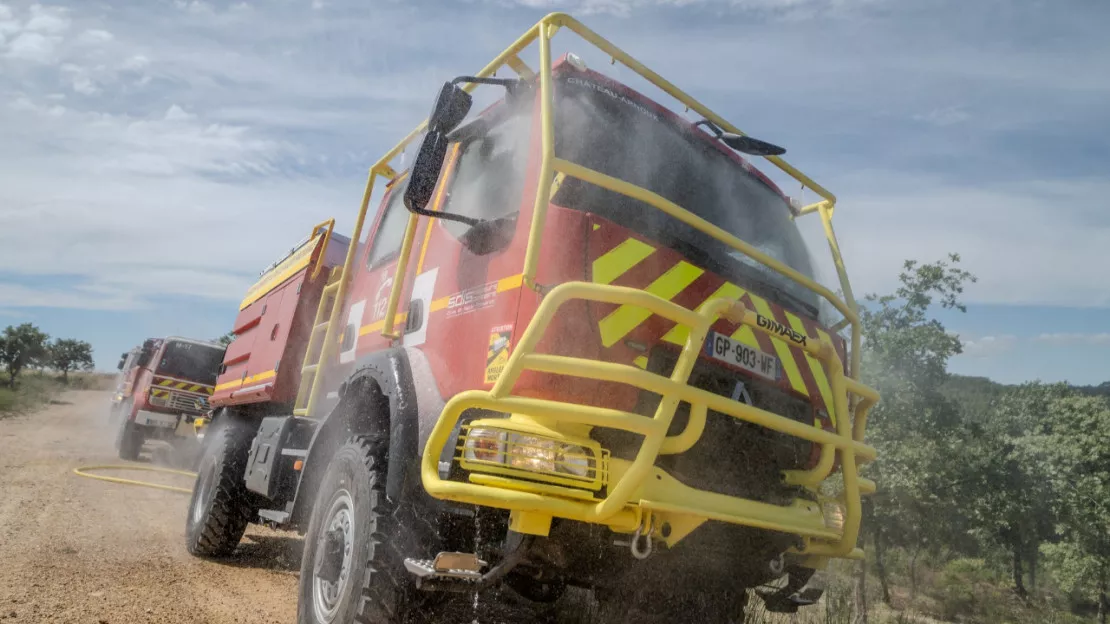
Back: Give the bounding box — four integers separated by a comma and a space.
185, 420, 256, 557
115, 403, 144, 461
297, 437, 428, 624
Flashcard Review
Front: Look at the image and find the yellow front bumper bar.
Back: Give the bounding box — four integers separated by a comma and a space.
421, 281, 878, 558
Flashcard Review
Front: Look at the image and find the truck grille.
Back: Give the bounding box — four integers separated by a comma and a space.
595, 347, 815, 505
169, 392, 207, 413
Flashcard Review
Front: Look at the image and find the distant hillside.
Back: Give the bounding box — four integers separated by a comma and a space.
1074, 381, 1110, 397
942, 374, 1011, 421
940, 374, 1110, 417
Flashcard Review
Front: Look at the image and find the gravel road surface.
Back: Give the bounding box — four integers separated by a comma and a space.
0, 390, 299, 623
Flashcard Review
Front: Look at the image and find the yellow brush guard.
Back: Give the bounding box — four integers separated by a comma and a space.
422, 281, 878, 560
288, 10, 882, 565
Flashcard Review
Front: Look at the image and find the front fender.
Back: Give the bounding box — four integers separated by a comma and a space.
294, 348, 444, 524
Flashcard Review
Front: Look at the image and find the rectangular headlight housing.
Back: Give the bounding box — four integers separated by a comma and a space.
458, 423, 607, 491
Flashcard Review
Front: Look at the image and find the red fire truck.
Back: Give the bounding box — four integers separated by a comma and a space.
111, 336, 225, 461
186, 13, 879, 624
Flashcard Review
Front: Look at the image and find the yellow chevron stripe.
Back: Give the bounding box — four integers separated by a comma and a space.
598, 261, 704, 348
748, 296, 808, 396
158, 379, 173, 387
592, 239, 654, 285
633, 355, 649, 369
814, 327, 840, 426
174, 381, 189, 390
785, 311, 836, 425
660, 282, 745, 347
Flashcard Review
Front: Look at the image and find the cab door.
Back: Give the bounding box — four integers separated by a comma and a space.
337, 174, 420, 366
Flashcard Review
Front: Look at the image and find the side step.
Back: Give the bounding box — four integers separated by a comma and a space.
403, 537, 535, 594
257, 509, 291, 525
404, 552, 487, 583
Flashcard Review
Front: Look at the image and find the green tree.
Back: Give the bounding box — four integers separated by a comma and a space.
963, 382, 1067, 598
857, 254, 977, 603
48, 338, 95, 383
1035, 394, 1110, 622
214, 331, 235, 347
0, 323, 50, 388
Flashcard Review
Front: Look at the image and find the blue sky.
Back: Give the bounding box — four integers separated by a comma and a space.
1, 0, 1108, 385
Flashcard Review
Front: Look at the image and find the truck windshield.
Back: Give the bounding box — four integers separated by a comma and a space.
552, 73, 820, 314
156, 341, 224, 386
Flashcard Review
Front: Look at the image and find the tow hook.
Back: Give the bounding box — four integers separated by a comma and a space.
630, 515, 656, 560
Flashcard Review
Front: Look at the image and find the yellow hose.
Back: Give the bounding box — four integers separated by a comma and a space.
72, 464, 197, 495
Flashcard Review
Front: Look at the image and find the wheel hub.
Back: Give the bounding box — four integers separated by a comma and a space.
312, 489, 354, 623
315, 528, 346, 584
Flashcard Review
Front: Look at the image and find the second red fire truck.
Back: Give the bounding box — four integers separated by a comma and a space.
111, 336, 225, 461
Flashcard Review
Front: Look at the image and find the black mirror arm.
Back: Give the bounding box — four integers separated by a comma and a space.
403, 195, 483, 228
451, 76, 527, 94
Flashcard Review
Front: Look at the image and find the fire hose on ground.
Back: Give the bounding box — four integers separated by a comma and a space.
72, 464, 196, 494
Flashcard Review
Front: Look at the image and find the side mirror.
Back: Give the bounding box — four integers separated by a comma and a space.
117, 355, 127, 370
137, 339, 157, 367
405, 131, 452, 215
429, 82, 472, 133
720, 133, 786, 157
404, 82, 472, 215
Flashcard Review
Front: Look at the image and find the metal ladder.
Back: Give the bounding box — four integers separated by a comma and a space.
292, 266, 343, 417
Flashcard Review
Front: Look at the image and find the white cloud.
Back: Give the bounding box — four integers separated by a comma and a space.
24, 4, 69, 35
70, 73, 97, 94
914, 106, 970, 127
959, 334, 1017, 358
3, 31, 58, 61
163, 104, 195, 121
120, 54, 149, 70
77, 28, 113, 44
1035, 333, 1110, 346
0, 0, 1108, 323
0, 283, 142, 311
823, 176, 1110, 307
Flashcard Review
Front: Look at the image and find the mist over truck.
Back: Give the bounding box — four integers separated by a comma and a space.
184, 13, 879, 623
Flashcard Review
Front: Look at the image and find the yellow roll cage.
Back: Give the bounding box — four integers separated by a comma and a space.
296, 12, 879, 563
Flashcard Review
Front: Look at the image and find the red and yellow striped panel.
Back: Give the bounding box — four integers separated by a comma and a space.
154, 377, 214, 395
590, 233, 844, 425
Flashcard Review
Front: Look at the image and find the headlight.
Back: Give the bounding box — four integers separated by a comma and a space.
463, 428, 507, 464
508, 434, 557, 473
463, 427, 598, 481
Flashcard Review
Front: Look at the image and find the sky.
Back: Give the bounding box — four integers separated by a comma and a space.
0, 0, 1108, 385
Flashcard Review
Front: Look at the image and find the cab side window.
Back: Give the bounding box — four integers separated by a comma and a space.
439, 106, 534, 237
366, 176, 412, 268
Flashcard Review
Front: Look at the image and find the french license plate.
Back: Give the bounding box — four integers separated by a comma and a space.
705, 331, 780, 382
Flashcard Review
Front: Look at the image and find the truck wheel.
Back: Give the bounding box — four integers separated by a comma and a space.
115, 403, 144, 461
297, 437, 419, 624
185, 420, 255, 557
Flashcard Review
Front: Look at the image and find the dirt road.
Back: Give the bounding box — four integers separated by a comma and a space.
0, 390, 299, 623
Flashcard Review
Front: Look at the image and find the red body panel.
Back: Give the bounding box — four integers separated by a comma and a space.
212, 234, 349, 408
